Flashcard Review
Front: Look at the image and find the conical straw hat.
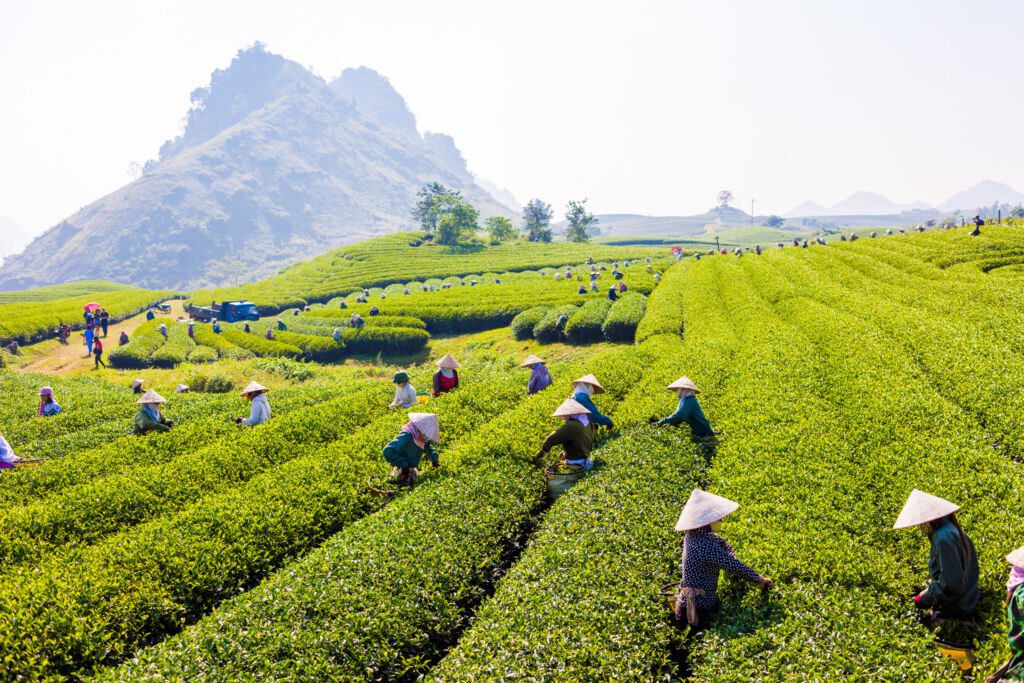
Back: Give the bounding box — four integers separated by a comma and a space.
893, 489, 959, 529
675, 489, 739, 531
520, 354, 545, 367
667, 376, 700, 393
552, 398, 591, 418
176, 384, 190, 393
435, 354, 461, 369
572, 374, 605, 394
1007, 546, 1024, 569
131, 378, 144, 389
240, 381, 269, 396
136, 390, 167, 405
408, 412, 440, 442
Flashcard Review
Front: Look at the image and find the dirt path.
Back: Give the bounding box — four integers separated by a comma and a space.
14, 301, 186, 376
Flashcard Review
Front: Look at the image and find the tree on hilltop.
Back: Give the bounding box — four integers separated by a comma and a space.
765, 215, 785, 228
522, 199, 553, 242
565, 198, 599, 243
412, 182, 460, 234
434, 194, 480, 245
717, 190, 734, 208
485, 216, 518, 242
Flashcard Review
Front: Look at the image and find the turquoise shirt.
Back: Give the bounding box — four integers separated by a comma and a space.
383, 431, 438, 469
572, 392, 612, 427
658, 394, 714, 438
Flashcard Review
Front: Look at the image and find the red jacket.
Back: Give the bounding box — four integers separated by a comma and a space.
433, 369, 459, 397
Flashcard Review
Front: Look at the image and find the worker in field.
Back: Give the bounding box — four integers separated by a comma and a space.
369, 305, 380, 316
38, 386, 63, 416
618, 281, 628, 294
176, 384, 190, 394
537, 398, 595, 471
236, 381, 271, 427
654, 273, 662, 282
212, 319, 222, 333
264, 327, 275, 340
99, 308, 110, 337
522, 354, 553, 394
972, 215, 984, 236
570, 374, 613, 430
432, 354, 460, 398
389, 371, 418, 409
188, 321, 196, 338
158, 323, 168, 339
555, 312, 570, 336
589, 281, 599, 292
340, 299, 348, 308
673, 489, 774, 630
986, 546, 1024, 683
131, 378, 144, 394
577, 284, 587, 295
608, 285, 618, 302
613, 269, 624, 281
146, 309, 156, 321
276, 318, 287, 331
243, 321, 250, 333
384, 412, 440, 486
93, 337, 106, 369
404, 288, 411, 295
652, 377, 716, 440
134, 391, 173, 434
350, 313, 365, 329
893, 489, 980, 625
332, 327, 342, 343
84, 325, 95, 355
0, 433, 24, 470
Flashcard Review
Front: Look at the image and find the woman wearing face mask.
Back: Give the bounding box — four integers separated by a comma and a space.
432, 355, 460, 398
673, 489, 774, 629
389, 372, 417, 409
985, 545, 1024, 683
653, 377, 714, 440
537, 398, 595, 471
893, 489, 980, 624
570, 374, 613, 430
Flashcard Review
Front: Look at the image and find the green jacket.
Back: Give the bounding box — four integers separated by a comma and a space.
658, 394, 714, 438
383, 431, 438, 469
134, 408, 172, 434
921, 518, 980, 614
541, 419, 595, 461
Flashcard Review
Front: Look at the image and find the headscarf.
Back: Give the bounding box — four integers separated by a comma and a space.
573, 382, 593, 397
676, 388, 695, 400
38, 386, 54, 416
566, 414, 590, 427
401, 422, 426, 449
1008, 566, 1024, 594
141, 403, 161, 422
440, 368, 454, 378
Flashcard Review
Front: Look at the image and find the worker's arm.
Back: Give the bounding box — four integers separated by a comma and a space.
657, 399, 690, 427
576, 394, 613, 428
539, 424, 571, 454
432, 372, 441, 398
922, 534, 966, 606
715, 544, 763, 585
425, 442, 439, 466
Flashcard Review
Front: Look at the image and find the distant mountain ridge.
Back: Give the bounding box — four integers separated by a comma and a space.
786, 180, 1024, 218
0, 45, 511, 291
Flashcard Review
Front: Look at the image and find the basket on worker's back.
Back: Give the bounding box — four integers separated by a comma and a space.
544, 463, 585, 501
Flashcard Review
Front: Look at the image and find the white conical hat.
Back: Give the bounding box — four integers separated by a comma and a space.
176, 384, 190, 393
131, 378, 144, 389
435, 354, 461, 369
675, 489, 739, 531
408, 412, 440, 442
572, 374, 605, 394
136, 390, 166, 405
552, 398, 591, 418
1007, 546, 1024, 569
667, 377, 700, 393
893, 489, 959, 529
240, 381, 269, 396
520, 354, 545, 367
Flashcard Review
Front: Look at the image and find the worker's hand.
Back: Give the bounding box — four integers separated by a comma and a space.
673, 596, 685, 622
912, 591, 926, 608
234, 417, 243, 424
432, 460, 440, 469
758, 577, 774, 590
648, 417, 659, 426
11, 456, 23, 464
1007, 590, 1015, 607
607, 422, 615, 431
535, 450, 547, 461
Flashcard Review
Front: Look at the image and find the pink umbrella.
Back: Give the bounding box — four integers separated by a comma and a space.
83, 302, 100, 312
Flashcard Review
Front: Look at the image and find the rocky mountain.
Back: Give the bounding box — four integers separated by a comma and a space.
826, 191, 931, 216
0, 215, 33, 264
0, 45, 511, 291
940, 180, 1024, 212
784, 201, 828, 218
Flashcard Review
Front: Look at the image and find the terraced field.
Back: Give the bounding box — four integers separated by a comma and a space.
0, 226, 1022, 681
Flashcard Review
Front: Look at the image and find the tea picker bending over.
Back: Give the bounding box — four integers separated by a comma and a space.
537, 398, 595, 471
383, 412, 440, 486
236, 381, 272, 427
571, 374, 613, 430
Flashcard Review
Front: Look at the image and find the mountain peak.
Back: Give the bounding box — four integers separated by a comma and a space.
330, 67, 418, 139
940, 180, 1024, 212
158, 43, 322, 161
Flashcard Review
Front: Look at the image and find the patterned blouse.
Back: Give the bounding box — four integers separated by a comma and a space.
1005, 584, 1024, 681
680, 528, 762, 610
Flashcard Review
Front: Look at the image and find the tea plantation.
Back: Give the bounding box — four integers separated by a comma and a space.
0, 226, 1022, 681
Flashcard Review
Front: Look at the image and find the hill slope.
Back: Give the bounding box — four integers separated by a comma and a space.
0, 45, 510, 292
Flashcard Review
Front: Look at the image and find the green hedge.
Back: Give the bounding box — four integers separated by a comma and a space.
602, 292, 648, 342
533, 304, 579, 344
564, 298, 613, 344
219, 327, 302, 358
511, 306, 551, 340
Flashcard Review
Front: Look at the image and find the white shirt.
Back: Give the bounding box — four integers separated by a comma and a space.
0, 434, 16, 464
242, 393, 271, 426
390, 383, 417, 408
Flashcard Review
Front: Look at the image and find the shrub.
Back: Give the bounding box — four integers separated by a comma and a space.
186, 345, 218, 363
602, 292, 648, 342
510, 306, 551, 340
184, 372, 235, 393
533, 304, 579, 343
564, 298, 613, 344
219, 327, 301, 358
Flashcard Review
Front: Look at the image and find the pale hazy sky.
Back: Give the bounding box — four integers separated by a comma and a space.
2, 0, 1023, 236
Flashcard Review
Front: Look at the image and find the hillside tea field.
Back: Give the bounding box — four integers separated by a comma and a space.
0, 227, 1022, 681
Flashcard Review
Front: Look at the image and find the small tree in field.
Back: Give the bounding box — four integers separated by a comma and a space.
765, 215, 785, 228
565, 199, 598, 243
434, 195, 480, 245
412, 183, 459, 234
522, 199, 553, 242
485, 216, 518, 242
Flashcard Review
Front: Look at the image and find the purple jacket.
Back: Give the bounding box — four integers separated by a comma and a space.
528, 365, 553, 395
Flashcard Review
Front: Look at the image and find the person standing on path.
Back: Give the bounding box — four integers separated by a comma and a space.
93, 337, 106, 369
84, 326, 94, 355
99, 308, 110, 337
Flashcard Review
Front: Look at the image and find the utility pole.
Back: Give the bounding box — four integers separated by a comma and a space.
751, 199, 755, 226
715, 236, 721, 252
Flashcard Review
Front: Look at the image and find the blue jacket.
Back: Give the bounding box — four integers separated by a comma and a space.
658, 394, 714, 438
573, 392, 612, 427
